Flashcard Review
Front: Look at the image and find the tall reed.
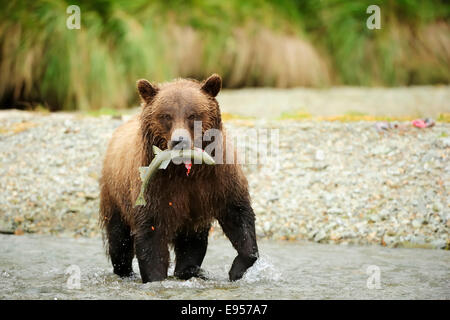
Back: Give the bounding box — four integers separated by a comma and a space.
0, 0, 448, 110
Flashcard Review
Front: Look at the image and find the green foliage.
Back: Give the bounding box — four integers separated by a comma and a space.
292, 0, 450, 85
0, 0, 448, 110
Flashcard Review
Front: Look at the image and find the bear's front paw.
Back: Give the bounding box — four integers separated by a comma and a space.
229, 264, 250, 281
113, 266, 135, 279
175, 266, 208, 280
229, 254, 258, 281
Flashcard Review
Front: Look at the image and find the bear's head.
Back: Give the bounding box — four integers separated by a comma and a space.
137, 74, 222, 152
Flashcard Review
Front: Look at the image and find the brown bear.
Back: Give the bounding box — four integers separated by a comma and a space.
99, 74, 259, 283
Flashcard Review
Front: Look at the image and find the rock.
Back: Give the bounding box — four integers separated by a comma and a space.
432, 202, 443, 213
371, 145, 390, 155
14, 228, 24, 236
412, 219, 423, 228
327, 207, 343, 215
314, 230, 327, 242
430, 239, 447, 249
315, 149, 325, 161
410, 236, 426, 245
436, 137, 450, 148
383, 235, 397, 247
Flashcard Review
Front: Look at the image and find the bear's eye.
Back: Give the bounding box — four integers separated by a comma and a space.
159, 114, 172, 121
187, 114, 197, 121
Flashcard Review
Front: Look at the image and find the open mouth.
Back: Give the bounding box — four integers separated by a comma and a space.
169, 145, 200, 176
174, 147, 210, 176
184, 161, 192, 176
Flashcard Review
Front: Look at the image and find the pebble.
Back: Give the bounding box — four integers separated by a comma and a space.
313, 230, 327, 242
412, 219, 423, 228
315, 149, 325, 161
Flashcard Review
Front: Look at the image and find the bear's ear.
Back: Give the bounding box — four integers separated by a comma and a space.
137, 79, 158, 103
201, 74, 222, 97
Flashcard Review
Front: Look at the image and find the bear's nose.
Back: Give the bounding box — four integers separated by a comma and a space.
170, 135, 191, 150
170, 128, 192, 150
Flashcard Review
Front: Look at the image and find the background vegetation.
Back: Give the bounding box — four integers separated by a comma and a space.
0, 0, 449, 110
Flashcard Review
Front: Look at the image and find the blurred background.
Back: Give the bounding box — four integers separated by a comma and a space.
0, 0, 449, 111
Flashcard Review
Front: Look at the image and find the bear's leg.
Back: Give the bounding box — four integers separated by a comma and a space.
134, 224, 169, 283
174, 225, 210, 280
105, 211, 134, 278
219, 202, 259, 281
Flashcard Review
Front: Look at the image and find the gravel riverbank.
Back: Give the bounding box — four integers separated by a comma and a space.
0, 110, 448, 249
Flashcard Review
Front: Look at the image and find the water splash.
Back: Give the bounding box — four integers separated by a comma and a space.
241, 255, 282, 283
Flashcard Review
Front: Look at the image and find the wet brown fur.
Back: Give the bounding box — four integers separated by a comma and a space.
99, 75, 257, 282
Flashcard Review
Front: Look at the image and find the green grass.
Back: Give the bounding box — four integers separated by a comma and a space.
278, 110, 313, 120
437, 113, 450, 123
275, 110, 442, 122
398, 241, 449, 250
344, 111, 369, 117
221, 112, 256, 121
0, 0, 449, 111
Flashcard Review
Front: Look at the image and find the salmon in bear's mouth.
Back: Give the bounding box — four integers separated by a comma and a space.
183, 147, 207, 176
169, 142, 193, 175
178, 147, 207, 176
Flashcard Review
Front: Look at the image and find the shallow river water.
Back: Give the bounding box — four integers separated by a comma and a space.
0, 234, 448, 299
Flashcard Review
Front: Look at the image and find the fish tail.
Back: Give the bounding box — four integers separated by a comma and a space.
134, 193, 146, 207
152, 145, 163, 155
